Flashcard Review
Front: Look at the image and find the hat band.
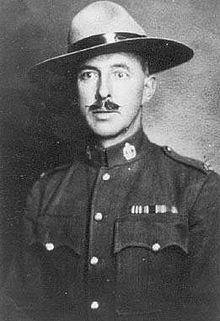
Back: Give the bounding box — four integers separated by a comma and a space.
68, 32, 146, 53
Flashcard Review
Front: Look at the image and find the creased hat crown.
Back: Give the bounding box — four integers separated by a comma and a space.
69, 1, 146, 45
29, 1, 194, 86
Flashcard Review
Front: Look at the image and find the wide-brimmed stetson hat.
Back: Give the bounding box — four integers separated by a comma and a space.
29, 1, 194, 86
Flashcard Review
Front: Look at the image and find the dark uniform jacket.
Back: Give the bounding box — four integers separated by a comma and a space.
1, 129, 220, 321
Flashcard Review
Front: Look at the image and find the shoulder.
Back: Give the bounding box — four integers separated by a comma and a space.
26, 162, 79, 211
160, 145, 220, 196
38, 162, 73, 180
158, 145, 220, 210
161, 145, 213, 175
29, 162, 76, 197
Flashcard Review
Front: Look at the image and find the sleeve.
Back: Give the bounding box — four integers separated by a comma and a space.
187, 171, 220, 321
0, 180, 48, 321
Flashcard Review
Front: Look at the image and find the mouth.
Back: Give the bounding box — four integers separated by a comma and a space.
90, 109, 120, 120
92, 110, 120, 114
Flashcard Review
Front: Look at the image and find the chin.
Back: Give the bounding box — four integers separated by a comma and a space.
91, 124, 123, 139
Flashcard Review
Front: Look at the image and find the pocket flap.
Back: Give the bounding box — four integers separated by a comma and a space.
27, 214, 83, 255
114, 214, 188, 254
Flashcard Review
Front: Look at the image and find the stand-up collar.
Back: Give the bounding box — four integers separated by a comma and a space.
85, 129, 148, 168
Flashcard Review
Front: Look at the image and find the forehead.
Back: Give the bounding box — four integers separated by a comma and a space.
79, 52, 143, 69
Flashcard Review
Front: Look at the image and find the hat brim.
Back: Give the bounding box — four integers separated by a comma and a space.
29, 37, 193, 86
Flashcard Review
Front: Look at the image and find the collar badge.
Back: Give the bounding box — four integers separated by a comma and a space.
123, 142, 136, 161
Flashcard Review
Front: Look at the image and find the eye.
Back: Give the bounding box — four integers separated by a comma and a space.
78, 71, 98, 81
113, 71, 129, 79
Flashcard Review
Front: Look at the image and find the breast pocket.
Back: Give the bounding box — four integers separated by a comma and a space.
30, 214, 83, 254
25, 213, 84, 299
113, 213, 189, 315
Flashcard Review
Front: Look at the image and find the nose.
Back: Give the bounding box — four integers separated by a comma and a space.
96, 75, 111, 100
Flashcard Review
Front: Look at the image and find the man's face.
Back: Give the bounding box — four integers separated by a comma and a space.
77, 52, 155, 139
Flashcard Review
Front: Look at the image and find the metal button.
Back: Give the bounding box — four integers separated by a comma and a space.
102, 173, 110, 181
90, 256, 99, 265
91, 301, 99, 309
94, 212, 103, 221
152, 243, 161, 252
171, 206, 178, 214
166, 146, 172, 152
40, 172, 45, 178
45, 242, 54, 251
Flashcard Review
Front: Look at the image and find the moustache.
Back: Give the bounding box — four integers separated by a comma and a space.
87, 99, 120, 112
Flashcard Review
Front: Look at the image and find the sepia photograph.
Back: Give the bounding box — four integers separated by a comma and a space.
0, 0, 220, 320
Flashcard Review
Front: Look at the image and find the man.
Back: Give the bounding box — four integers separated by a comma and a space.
1, 1, 220, 321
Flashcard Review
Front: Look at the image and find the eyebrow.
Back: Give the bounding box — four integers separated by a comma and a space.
111, 63, 130, 71
78, 65, 99, 72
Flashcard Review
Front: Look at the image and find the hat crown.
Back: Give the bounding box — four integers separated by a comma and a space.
29, 1, 194, 85
69, 1, 146, 44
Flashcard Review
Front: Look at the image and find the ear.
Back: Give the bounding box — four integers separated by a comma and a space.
141, 75, 156, 105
